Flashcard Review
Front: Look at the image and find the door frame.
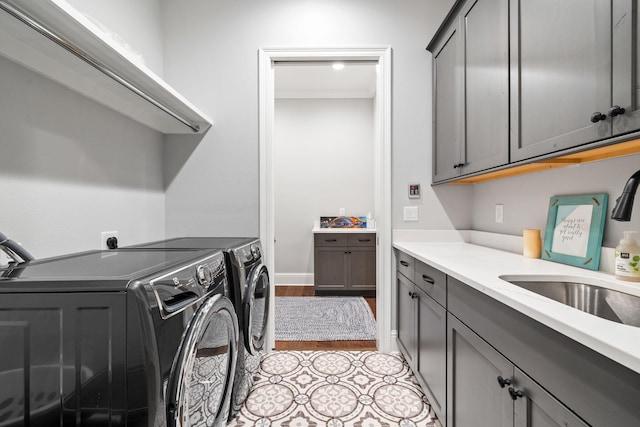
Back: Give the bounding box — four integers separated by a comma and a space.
258, 46, 392, 352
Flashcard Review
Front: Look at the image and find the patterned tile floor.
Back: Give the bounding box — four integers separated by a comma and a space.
229, 351, 442, 427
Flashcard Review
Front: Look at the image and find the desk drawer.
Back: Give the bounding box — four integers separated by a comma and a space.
314, 234, 348, 246
348, 234, 376, 247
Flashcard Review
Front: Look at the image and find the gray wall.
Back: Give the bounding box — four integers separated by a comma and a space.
470, 153, 640, 248
1, 0, 166, 260
161, 0, 467, 238
274, 98, 374, 280
0, 56, 165, 259
65, 0, 164, 77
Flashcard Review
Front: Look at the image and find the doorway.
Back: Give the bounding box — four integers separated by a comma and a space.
259, 47, 392, 353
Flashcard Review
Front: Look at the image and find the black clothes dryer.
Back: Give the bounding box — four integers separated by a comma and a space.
127, 237, 271, 419
0, 248, 238, 427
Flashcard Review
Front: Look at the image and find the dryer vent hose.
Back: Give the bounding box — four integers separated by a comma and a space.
0, 231, 35, 263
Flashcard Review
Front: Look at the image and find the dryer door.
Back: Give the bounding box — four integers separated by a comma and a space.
243, 263, 270, 354
166, 294, 239, 427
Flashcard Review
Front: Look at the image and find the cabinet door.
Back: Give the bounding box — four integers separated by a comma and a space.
460, 0, 509, 175
447, 314, 513, 427
510, 0, 612, 162
415, 288, 447, 425
397, 273, 417, 368
349, 247, 376, 291
432, 20, 463, 183
314, 247, 348, 291
611, 1, 640, 136
513, 368, 589, 427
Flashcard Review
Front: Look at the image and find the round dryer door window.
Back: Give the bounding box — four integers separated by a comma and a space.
243, 264, 270, 354
166, 294, 239, 427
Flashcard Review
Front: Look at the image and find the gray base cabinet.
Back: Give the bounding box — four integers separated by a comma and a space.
447, 314, 512, 427
395, 251, 447, 423
395, 249, 640, 427
416, 286, 446, 422
447, 314, 588, 427
397, 272, 417, 367
314, 233, 375, 295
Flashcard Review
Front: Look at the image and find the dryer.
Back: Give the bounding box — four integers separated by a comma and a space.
0, 248, 238, 427
127, 237, 271, 419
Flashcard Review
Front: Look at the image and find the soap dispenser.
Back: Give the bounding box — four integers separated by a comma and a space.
615, 231, 640, 282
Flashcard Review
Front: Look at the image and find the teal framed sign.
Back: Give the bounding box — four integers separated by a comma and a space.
542, 194, 608, 270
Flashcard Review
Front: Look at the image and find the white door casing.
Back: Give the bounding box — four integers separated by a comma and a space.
259, 46, 392, 352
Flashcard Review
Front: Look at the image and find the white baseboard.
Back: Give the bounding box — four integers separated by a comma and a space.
388, 330, 399, 353
274, 273, 314, 286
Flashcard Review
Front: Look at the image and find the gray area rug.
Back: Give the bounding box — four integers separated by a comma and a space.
275, 296, 376, 341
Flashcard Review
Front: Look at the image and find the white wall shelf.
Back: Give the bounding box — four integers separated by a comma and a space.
0, 0, 212, 134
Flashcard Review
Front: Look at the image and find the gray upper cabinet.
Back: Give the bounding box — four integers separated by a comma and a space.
431, 0, 508, 183
612, 1, 640, 137
509, 0, 612, 162
433, 22, 462, 182
461, 0, 509, 174
430, 0, 640, 183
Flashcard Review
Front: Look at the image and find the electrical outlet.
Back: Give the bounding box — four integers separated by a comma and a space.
495, 204, 504, 224
101, 231, 119, 250
339, 208, 346, 216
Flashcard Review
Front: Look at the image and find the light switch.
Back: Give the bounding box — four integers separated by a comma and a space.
404, 206, 419, 221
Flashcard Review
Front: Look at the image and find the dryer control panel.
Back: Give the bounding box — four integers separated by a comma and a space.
149, 252, 226, 318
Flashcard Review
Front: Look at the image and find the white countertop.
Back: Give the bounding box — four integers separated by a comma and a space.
313, 227, 377, 233
393, 241, 640, 374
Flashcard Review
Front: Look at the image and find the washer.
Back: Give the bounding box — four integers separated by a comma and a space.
127, 237, 271, 418
0, 248, 238, 427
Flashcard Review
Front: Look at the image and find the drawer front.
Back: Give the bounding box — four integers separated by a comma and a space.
414, 260, 446, 307
396, 250, 415, 280
314, 234, 348, 246
348, 233, 376, 247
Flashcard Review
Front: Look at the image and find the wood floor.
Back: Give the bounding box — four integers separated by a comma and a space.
274, 285, 377, 351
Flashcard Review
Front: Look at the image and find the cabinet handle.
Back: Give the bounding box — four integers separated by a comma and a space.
608, 105, 626, 117
508, 387, 524, 400
358, 238, 371, 242
411, 292, 418, 299
422, 275, 435, 284
325, 239, 337, 242
590, 111, 606, 123
452, 163, 465, 169
400, 260, 410, 267
496, 376, 512, 388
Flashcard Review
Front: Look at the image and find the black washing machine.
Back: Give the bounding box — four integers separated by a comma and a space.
127, 237, 271, 419
0, 248, 238, 427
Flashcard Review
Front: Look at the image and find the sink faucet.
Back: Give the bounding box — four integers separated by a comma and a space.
611, 169, 640, 221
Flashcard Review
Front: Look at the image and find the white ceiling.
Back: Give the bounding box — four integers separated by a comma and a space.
274, 62, 377, 99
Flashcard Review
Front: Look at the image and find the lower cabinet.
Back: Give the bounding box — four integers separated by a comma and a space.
396, 272, 417, 367
447, 314, 588, 427
396, 267, 446, 423
314, 233, 376, 295
393, 249, 619, 427
415, 286, 446, 423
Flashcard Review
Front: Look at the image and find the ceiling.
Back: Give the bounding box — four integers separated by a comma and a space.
274, 62, 377, 99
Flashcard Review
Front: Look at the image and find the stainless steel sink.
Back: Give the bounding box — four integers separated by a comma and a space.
499, 276, 640, 327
